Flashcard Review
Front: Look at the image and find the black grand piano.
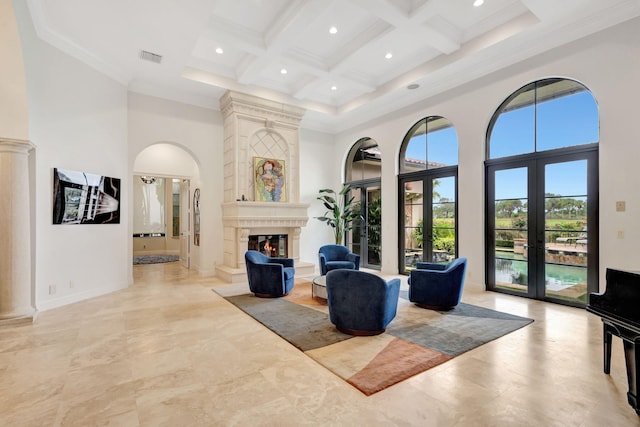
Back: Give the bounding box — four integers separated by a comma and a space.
587, 268, 640, 415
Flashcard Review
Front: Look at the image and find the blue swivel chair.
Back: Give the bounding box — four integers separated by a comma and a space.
326, 269, 400, 336
408, 258, 467, 310
244, 250, 295, 298
318, 244, 360, 276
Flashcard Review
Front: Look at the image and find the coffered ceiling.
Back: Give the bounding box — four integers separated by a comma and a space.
26, 0, 640, 132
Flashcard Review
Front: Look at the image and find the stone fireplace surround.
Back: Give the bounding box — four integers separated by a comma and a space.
216, 91, 314, 283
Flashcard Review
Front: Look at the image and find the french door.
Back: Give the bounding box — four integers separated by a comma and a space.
486, 148, 598, 307
179, 179, 190, 269
349, 183, 381, 269
399, 167, 457, 274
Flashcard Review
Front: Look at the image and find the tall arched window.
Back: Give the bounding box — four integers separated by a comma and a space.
345, 138, 382, 269
398, 116, 458, 273
485, 78, 599, 308
400, 116, 458, 172
346, 137, 382, 181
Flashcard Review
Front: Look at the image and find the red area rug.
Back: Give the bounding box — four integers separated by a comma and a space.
347, 337, 451, 395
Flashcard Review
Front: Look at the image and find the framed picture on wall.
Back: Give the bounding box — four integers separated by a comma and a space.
52, 168, 121, 224
193, 187, 201, 246
254, 157, 286, 202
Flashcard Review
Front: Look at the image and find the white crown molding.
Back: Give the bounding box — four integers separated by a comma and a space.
26, 0, 131, 86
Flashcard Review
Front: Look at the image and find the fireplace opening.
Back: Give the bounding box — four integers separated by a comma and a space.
248, 234, 288, 258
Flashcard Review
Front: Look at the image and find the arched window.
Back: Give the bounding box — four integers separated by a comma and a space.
488, 78, 598, 158
346, 137, 381, 182
485, 77, 599, 308
398, 116, 458, 273
400, 116, 458, 173
345, 138, 382, 269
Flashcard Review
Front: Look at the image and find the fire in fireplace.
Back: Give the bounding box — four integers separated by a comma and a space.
248, 234, 288, 258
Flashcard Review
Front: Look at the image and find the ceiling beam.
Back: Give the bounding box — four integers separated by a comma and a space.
238, 0, 331, 85
351, 0, 460, 54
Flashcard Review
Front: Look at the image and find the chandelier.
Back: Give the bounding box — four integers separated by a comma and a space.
140, 176, 157, 184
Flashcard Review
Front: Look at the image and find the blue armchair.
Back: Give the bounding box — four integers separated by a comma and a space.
408, 258, 467, 310
326, 269, 400, 336
244, 250, 295, 298
318, 244, 360, 275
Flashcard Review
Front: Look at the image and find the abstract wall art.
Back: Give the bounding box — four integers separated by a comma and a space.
254, 157, 286, 202
53, 167, 121, 224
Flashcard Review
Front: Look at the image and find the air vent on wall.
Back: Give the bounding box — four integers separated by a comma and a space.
139, 50, 163, 64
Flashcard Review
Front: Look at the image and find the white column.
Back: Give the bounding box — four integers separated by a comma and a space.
0, 138, 35, 324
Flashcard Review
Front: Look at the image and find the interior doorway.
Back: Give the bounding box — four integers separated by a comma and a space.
132, 176, 190, 266
132, 143, 200, 269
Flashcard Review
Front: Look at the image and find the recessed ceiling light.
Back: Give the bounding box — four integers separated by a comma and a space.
473, 0, 484, 6
331, 85, 337, 91
329, 26, 338, 35
280, 68, 288, 75
385, 52, 393, 59
407, 83, 420, 90
215, 47, 224, 54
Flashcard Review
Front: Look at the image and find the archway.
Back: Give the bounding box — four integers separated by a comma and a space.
132, 143, 200, 269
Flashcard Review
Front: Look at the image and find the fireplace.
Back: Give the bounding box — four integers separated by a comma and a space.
249, 234, 288, 258
216, 91, 314, 283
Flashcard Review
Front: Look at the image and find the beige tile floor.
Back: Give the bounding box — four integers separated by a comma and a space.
1, 262, 639, 426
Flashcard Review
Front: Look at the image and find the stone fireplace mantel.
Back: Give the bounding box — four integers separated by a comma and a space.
217, 201, 314, 282
221, 201, 310, 229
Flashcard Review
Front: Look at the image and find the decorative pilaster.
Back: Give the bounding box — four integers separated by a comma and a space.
0, 138, 35, 325
291, 227, 302, 262
237, 228, 251, 268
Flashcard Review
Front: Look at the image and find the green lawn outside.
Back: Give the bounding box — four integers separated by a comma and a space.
495, 217, 585, 230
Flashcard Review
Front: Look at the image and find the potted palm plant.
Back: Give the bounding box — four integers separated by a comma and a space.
315, 184, 361, 245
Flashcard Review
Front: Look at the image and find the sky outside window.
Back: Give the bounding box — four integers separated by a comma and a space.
489, 82, 598, 197
405, 125, 458, 166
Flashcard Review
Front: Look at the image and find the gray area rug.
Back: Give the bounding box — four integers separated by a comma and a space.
225, 295, 351, 351
216, 282, 534, 395
133, 255, 179, 265
387, 301, 532, 356
223, 289, 533, 357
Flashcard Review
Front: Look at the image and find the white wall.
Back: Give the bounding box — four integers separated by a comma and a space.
128, 92, 223, 276
333, 17, 640, 292
298, 128, 340, 265
14, 0, 129, 310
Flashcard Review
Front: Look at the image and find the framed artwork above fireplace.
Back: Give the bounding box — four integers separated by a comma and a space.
254, 157, 286, 202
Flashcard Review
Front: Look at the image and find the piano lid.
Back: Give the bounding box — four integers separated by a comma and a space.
587, 268, 640, 329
